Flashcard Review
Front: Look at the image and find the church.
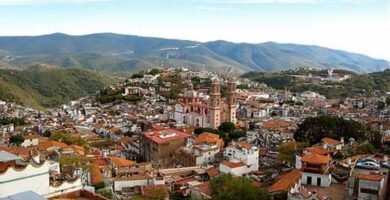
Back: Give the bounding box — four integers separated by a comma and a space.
172, 78, 237, 129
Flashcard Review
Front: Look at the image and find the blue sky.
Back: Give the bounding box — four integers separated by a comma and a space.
0, 0, 389, 59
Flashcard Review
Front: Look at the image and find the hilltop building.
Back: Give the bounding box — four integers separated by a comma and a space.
172, 78, 237, 129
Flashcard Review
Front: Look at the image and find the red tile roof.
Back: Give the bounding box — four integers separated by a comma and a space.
206, 167, 219, 177
269, 169, 301, 192
192, 182, 211, 196
142, 128, 191, 144
109, 156, 136, 168
90, 162, 103, 184
140, 185, 169, 199
221, 161, 246, 168
307, 146, 333, 155
358, 174, 384, 182
321, 137, 342, 145
195, 133, 223, 148
301, 153, 330, 164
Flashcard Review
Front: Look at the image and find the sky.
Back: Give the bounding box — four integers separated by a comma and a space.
0, 0, 389, 60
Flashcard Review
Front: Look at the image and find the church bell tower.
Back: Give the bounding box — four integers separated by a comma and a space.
209, 78, 221, 129
226, 77, 237, 124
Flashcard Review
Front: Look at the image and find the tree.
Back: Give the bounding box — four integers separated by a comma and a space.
50, 131, 88, 148
377, 101, 385, 110
194, 127, 218, 135
278, 142, 308, 165
96, 188, 113, 199
58, 156, 91, 176
9, 134, 24, 146
229, 128, 246, 140
210, 174, 269, 200
148, 68, 161, 75
218, 122, 236, 134
294, 115, 366, 145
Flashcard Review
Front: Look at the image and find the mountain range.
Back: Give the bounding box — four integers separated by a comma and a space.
0, 33, 388, 74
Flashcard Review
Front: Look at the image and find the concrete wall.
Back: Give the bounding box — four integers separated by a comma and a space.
219, 163, 248, 176
0, 162, 50, 198
301, 172, 331, 187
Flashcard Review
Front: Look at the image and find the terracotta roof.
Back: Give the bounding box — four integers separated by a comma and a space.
108, 127, 122, 134
140, 185, 169, 199
142, 128, 191, 144
37, 141, 70, 150
206, 167, 219, 177
321, 137, 342, 145
109, 156, 136, 168
221, 161, 246, 168
301, 153, 330, 164
238, 141, 253, 149
92, 158, 110, 166
71, 145, 85, 152
307, 146, 333, 155
23, 135, 39, 140
0, 146, 11, 152
195, 132, 223, 148
192, 182, 211, 196
90, 163, 103, 184
358, 174, 384, 182
262, 119, 295, 130
269, 169, 301, 192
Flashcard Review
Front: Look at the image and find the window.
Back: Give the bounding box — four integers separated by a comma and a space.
307, 176, 312, 185
360, 188, 378, 194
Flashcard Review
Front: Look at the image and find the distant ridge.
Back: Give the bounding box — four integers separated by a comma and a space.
0, 33, 388, 73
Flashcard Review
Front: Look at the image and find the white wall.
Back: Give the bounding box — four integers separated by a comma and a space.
45, 178, 83, 198
219, 163, 249, 176
301, 172, 331, 187
224, 146, 259, 169
0, 162, 50, 198
21, 138, 39, 147
114, 179, 150, 191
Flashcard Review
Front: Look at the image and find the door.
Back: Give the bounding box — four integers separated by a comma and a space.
307, 176, 312, 185
317, 177, 321, 186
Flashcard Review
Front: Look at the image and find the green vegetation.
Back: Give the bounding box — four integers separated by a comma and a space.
294, 115, 366, 145
58, 156, 91, 176
0, 66, 115, 108
0, 117, 27, 126
9, 134, 24, 146
49, 131, 88, 148
210, 174, 269, 200
193, 122, 245, 144
157, 73, 184, 100
278, 141, 309, 165
96, 188, 113, 199
98, 88, 141, 104
243, 69, 390, 99
218, 122, 246, 141
2, 33, 386, 75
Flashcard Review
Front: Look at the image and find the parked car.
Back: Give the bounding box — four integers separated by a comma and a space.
356, 161, 380, 170
357, 158, 379, 164
382, 162, 390, 168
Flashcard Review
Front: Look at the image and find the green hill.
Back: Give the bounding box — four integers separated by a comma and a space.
0, 66, 116, 108
242, 68, 390, 99
0, 33, 388, 74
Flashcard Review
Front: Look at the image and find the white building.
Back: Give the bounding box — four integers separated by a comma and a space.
21, 135, 39, 147
296, 153, 332, 187
220, 141, 259, 176
113, 174, 165, 193
0, 151, 82, 198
